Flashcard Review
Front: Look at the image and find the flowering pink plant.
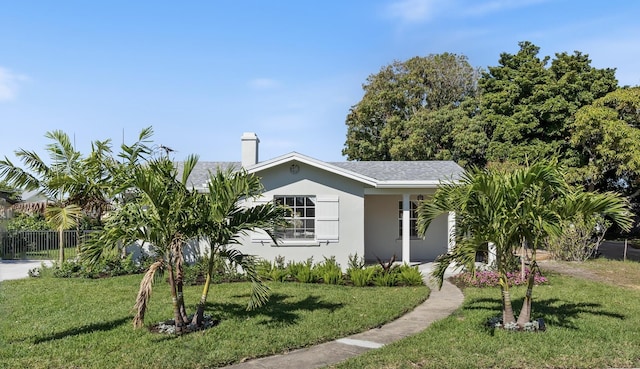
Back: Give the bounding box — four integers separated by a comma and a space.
451, 269, 548, 288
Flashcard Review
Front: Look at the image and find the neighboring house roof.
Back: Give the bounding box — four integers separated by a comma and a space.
178, 161, 240, 189
184, 152, 463, 190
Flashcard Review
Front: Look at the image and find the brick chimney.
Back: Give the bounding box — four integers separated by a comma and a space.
241, 132, 259, 167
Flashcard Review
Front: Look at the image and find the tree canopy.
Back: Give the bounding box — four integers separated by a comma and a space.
480, 41, 618, 166
343, 53, 480, 161
343, 41, 640, 226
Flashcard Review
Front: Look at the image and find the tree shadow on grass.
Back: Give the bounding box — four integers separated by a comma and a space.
27, 316, 131, 344
465, 296, 625, 332
205, 292, 344, 327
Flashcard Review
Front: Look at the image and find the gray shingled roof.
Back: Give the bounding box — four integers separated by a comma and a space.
178, 161, 240, 188
184, 158, 463, 186
329, 161, 464, 181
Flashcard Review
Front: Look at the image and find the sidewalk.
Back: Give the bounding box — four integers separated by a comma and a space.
223, 264, 464, 369
0, 259, 52, 281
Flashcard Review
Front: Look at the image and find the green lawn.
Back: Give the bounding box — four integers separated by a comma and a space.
0, 274, 428, 369
332, 264, 640, 369
1, 246, 78, 261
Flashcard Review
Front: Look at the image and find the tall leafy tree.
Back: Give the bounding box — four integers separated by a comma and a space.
343, 53, 480, 161
571, 87, 640, 196
419, 162, 632, 327
480, 41, 618, 165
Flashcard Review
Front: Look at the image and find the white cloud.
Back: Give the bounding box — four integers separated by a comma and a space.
462, 0, 549, 17
247, 78, 281, 90
385, 0, 549, 24
386, 0, 444, 23
0, 66, 28, 102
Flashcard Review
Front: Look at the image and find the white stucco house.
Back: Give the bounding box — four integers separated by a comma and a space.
187, 133, 463, 268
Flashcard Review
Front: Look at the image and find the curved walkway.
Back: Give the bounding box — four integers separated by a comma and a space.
223, 264, 464, 369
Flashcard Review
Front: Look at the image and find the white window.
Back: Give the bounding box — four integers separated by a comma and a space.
398, 201, 419, 238
275, 196, 316, 239
251, 195, 339, 244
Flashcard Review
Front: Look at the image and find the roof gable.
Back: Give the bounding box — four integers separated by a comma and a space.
184, 153, 463, 190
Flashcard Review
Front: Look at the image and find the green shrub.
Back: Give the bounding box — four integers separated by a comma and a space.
313, 256, 343, 285
183, 257, 208, 285
52, 260, 84, 278
34, 254, 147, 279
348, 267, 375, 287
373, 272, 396, 287
257, 256, 288, 282
288, 259, 316, 283
396, 264, 424, 286
545, 214, 610, 261
347, 253, 365, 270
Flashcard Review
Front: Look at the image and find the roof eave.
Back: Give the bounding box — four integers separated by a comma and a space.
374, 179, 461, 189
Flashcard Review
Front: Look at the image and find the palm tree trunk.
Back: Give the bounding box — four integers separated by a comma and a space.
192, 250, 217, 327
166, 262, 185, 335
171, 239, 189, 324
500, 276, 516, 324
520, 238, 526, 280
516, 259, 538, 327
58, 228, 65, 264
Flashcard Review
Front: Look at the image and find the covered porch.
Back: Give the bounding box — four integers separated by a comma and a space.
363, 190, 455, 264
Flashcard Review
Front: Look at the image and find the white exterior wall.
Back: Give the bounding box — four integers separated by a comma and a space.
237, 162, 366, 270
364, 194, 448, 263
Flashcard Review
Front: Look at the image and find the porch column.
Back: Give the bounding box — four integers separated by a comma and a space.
447, 212, 456, 252
402, 193, 411, 263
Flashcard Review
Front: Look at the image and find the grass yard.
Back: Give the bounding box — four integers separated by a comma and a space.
0, 274, 428, 369
333, 260, 640, 369
1, 246, 79, 261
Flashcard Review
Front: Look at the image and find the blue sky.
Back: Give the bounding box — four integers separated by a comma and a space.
1, 0, 639, 165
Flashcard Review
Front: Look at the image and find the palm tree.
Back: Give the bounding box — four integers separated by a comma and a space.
419, 161, 632, 327
0, 131, 118, 227
45, 204, 82, 263
0, 130, 81, 201
115, 154, 198, 334
190, 167, 285, 327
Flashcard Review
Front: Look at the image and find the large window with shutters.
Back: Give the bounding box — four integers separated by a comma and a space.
275, 196, 316, 239
251, 195, 339, 244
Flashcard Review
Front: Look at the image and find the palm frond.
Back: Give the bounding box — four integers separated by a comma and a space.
180, 154, 200, 186
222, 249, 270, 310
45, 204, 82, 231
0, 156, 43, 191
133, 261, 164, 328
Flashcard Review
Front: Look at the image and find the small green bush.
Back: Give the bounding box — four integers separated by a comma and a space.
257, 256, 289, 282
347, 253, 365, 270
314, 256, 343, 285
396, 264, 424, 286
287, 259, 316, 283
34, 254, 148, 279
348, 267, 375, 287
373, 272, 396, 287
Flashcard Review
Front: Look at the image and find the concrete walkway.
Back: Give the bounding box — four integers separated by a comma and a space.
0, 259, 52, 281
223, 264, 464, 369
